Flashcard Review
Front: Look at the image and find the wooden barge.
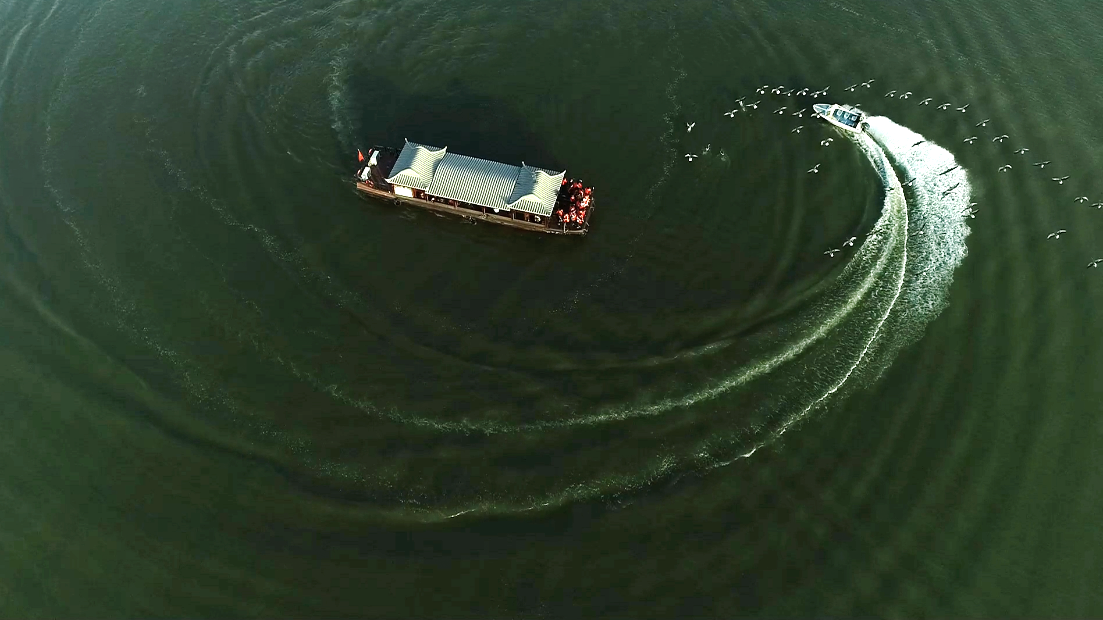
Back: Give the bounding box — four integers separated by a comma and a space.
354, 141, 595, 235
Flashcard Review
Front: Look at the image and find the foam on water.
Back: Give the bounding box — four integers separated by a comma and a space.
36, 6, 972, 513
371, 113, 975, 518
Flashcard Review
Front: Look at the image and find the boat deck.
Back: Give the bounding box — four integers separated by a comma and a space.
355, 182, 588, 235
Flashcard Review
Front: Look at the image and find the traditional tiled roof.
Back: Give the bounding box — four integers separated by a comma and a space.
386, 141, 566, 217
426, 153, 520, 212
507, 164, 565, 217
384, 141, 447, 190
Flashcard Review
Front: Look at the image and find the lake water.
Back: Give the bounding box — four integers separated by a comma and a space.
2, 0, 1102, 615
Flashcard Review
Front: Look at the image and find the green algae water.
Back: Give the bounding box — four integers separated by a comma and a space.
2, 0, 1103, 615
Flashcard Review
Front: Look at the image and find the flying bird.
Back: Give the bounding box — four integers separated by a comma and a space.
937, 102, 952, 110
747, 101, 760, 109
808, 164, 821, 173
903, 177, 917, 187
885, 90, 897, 97
684, 153, 698, 161
1033, 160, 1051, 168
756, 86, 768, 94
1047, 230, 1067, 239
942, 182, 961, 196
963, 136, 978, 144
703, 144, 711, 153
1052, 176, 1071, 184
686, 122, 695, 132
772, 86, 785, 94
723, 109, 739, 117
998, 164, 1012, 172
956, 104, 970, 112
843, 236, 857, 247
824, 248, 841, 257
797, 88, 809, 96
1075, 196, 1089, 203
963, 207, 979, 218
1014, 147, 1029, 155
1088, 259, 1103, 268
992, 134, 1009, 143
900, 91, 913, 99
792, 108, 807, 117
976, 119, 991, 127
939, 165, 961, 176
791, 125, 804, 133
861, 79, 875, 87
845, 84, 858, 92
918, 97, 932, 105
1091, 203, 1103, 209
820, 138, 833, 147
774, 107, 787, 114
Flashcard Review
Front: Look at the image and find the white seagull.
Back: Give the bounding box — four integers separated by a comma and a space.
964, 136, 978, 144
885, 90, 897, 97
1052, 176, 1071, 184
747, 101, 760, 109
1091, 203, 1103, 209
807, 164, 821, 173
976, 119, 991, 127
685, 153, 698, 161
845, 84, 858, 92
861, 79, 875, 88
956, 104, 970, 112
1047, 230, 1067, 239
774, 106, 787, 115
792, 108, 806, 117
992, 134, 1009, 143
843, 236, 857, 247
756, 86, 769, 94
998, 164, 1012, 172
1032, 161, 1051, 168
723, 109, 739, 117
791, 125, 804, 133
900, 91, 913, 99
937, 102, 952, 110
919, 97, 933, 105
1088, 259, 1103, 268
686, 122, 695, 132
1014, 147, 1029, 155
824, 248, 841, 257
1075, 196, 1089, 203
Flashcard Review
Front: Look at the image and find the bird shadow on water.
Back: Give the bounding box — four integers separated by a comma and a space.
344, 74, 563, 173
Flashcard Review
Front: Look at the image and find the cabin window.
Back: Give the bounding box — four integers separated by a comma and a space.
394, 186, 414, 198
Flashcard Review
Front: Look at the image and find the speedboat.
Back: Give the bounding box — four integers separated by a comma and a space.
812, 103, 867, 134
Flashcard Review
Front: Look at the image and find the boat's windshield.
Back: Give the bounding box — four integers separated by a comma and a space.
832, 108, 861, 128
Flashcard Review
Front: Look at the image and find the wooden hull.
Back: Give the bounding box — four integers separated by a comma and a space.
355, 182, 589, 235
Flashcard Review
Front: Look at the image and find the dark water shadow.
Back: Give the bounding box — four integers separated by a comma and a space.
345, 74, 564, 174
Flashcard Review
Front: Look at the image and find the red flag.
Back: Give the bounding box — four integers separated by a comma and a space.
357, 149, 365, 162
